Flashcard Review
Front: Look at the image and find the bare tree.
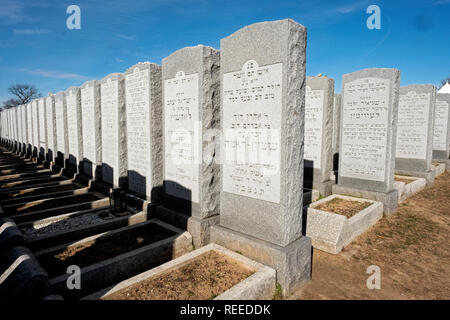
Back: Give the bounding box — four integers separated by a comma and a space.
1, 84, 41, 110
1, 98, 21, 109
8, 84, 41, 103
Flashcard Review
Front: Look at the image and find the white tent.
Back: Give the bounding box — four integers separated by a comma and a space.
437, 81, 450, 93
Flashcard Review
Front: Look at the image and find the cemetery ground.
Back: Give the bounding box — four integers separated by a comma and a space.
291, 171, 450, 300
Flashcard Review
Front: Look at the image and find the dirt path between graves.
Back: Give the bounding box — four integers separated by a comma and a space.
290, 171, 450, 300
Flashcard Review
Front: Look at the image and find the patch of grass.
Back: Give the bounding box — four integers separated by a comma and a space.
273, 283, 283, 300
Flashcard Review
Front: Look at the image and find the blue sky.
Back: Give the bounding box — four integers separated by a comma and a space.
0, 0, 449, 102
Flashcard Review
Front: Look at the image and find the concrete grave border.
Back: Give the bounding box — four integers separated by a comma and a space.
35, 219, 192, 299
306, 194, 383, 254
82, 243, 275, 300
393, 175, 426, 203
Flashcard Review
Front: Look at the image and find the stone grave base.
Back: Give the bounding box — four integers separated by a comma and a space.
395, 169, 434, 187
332, 184, 398, 216
83, 243, 276, 300
433, 159, 450, 172
394, 176, 427, 203
432, 163, 446, 177
305, 180, 333, 197
36, 219, 192, 299
305, 194, 383, 254
210, 225, 311, 297
155, 205, 219, 249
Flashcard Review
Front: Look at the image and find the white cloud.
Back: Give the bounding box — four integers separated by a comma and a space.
13, 29, 50, 35
334, 1, 370, 14
20, 68, 90, 80
116, 34, 138, 41
115, 58, 125, 63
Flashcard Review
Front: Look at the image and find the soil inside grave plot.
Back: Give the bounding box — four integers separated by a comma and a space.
6, 193, 101, 214
395, 177, 416, 184
103, 251, 255, 300
38, 222, 176, 278
314, 197, 372, 218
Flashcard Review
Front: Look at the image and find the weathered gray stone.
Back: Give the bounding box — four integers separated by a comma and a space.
161, 45, 220, 247
0, 218, 24, 252
304, 76, 334, 196
125, 62, 163, 201
26, 102, 33, 156
31, 99, 40, 157
65, 86, 83, 170
395, 85, 436, 186
100, 73, 127, 188
54, 91, 69, 167
217, 19, 311, 296
335, 68, 400, 215
37, 98, 47, 161
20, 105, 28, 155
80, 80, 102, 179
332, 93, 342, 174
45, 94, 56, 163
0, 246, 48, 300
432, 93, 450, 160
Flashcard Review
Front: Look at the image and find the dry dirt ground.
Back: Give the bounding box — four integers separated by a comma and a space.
291, 171, 450, 300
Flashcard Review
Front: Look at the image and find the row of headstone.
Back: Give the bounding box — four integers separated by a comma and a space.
1, 18, 449, 296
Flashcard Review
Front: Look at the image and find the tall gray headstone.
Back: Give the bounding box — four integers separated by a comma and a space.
20, 105, 27, 155
80, 80, 102, 179
333, 68, 400, 215
432, 93, 450, 165
55, 92, 69, 167
304, 76, 334, 196
66, 86, 83, 170
37, 98, 47, 160
26, 103, 33, 156
45, 94, 56, 163
159, 45, 220, 248
125, 62, 163, 201
210, 19, 312, 296
395, 85, 436, 185
12, 107, 19, 151
100, 73, 127, 188
31, 100, 40, 157
332, 93, 342, 174
16, 106, 23, 153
